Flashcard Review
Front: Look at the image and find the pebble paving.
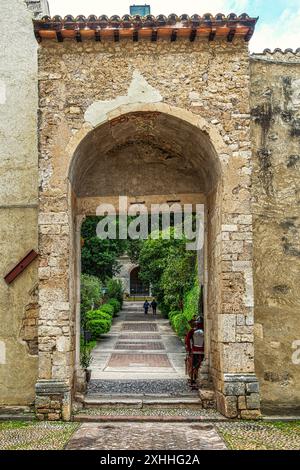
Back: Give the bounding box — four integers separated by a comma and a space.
216, 421, 300, 450
88, 378, 197, 395
1, 420, 300, 450
0, 421, 79, 450
77, 407, 221, 418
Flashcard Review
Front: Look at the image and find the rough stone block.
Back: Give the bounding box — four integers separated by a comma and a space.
48, 413, 60, 421
246, 393, 260, 409
221, 343, 255, 373
38, 212, 68, 225
238, 396, 247, 410
237, 215, 252, 225
223, 241, 244, 254
222, 224, 238, 232
36, 413, 45, 421
246, 382, 259, 394
216, 392, 238, 418
223, 382, 245, 396
218, 314, 236, 342
240, 409, 261, 420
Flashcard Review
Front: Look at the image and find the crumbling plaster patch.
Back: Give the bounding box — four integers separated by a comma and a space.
84, 70, 163, 127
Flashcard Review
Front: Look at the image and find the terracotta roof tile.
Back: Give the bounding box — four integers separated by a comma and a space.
33, 12, 258, 43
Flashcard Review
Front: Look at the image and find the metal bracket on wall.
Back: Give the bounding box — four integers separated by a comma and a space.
4, 250, 38, 285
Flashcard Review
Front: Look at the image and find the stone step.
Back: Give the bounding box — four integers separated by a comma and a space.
0, 413, 35, 421
84, 395, 202, 409
73, 415, 225, 423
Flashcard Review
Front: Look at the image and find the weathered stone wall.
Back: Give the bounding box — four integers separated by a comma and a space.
37, 37, 258, 419
0, 0, 39, 405
250, 50, 300, 413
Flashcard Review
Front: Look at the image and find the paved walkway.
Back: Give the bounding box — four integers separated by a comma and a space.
88, 301, 188, 392
66, 422, 227, 450
73, 302, 228, 450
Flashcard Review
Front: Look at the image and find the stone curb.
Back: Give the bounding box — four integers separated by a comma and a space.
73, 415, 228, 423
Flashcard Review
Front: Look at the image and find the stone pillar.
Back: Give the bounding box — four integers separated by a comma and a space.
35, 210, 74, 421
215, 214, 260, 419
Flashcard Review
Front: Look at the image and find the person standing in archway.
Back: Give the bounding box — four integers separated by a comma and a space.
185, 318, 204, 388
151, 299, 157, 315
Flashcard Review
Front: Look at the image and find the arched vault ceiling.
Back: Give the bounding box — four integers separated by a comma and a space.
69, 112, 220, 197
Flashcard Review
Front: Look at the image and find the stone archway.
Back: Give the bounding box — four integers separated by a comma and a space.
129, 266, 150, 297
36, 103, 260, 420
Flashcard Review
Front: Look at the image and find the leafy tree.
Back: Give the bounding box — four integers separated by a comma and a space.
106, 278, 124, 306
80, 273, 102, 316
138, 228, 196, 314
81, 217, 127, 281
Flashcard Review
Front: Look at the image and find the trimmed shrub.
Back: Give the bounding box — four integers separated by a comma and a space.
107, 298, 121, 315
100, 304, 114, 316
86, 309, 112, 323
86, 318, 111, 338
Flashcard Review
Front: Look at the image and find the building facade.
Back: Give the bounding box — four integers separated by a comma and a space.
0, 1, 299, 419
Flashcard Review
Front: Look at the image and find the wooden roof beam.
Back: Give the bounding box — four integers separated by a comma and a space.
209, 28, 216, 41
151, 29, 158, 42
171, 29, 177, 42
227, 28, 236, 42
56, 31, 63, 42
190, 29, 197, 42
114, 30, 120, 42
133, 30, 139, 42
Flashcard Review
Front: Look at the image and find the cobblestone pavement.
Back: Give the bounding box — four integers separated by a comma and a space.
0, 421, 79, 450
1, 420, 300, 450
76, 407, 222, 418
88, 379, 196, 396
216, 421, 300, 450
66, 422, 227, 450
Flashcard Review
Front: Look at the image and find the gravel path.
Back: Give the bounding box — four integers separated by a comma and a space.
88, 378, 197, 396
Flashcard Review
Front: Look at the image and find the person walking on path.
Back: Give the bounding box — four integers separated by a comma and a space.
151, 299, 157, 315
143, 300, 150, 315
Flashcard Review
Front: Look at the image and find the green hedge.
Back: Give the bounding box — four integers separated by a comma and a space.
86, 309, 112, 323
85, 298, 121, 339
100, 304, 115, 316
169, 310, 189, 338
184, 283, 200, 321
107, 298, 121, 315
87, 318, 111, 338
168, 278, 202, 338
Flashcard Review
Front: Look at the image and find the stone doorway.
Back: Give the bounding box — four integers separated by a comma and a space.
36, 103, 260, 420
129, 267, 150, 297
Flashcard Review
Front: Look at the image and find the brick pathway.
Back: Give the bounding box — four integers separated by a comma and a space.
89, 301, 187, 383
66, 422, 227, 450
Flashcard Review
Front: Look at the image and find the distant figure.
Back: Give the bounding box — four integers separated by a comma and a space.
143, 300, 150, 315
151, 299, 157, 315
